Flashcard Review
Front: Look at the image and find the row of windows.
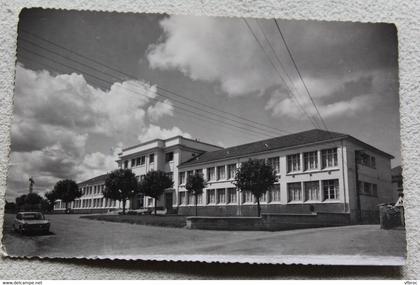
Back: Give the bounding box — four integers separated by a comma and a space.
357, 153, 376, 169
178, 184, 282, 206
287, 179, 339, 202
136, 172, 174, 183
358, 181, 378, 197
287, 148, 338, 173
124, 153, 155, 169
80, 184, 104, 196
179, 148, 338, 184
73, 198, 117, 209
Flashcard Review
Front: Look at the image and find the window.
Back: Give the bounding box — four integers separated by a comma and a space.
287, 154, 301, 173
124, 160, 129, 169
179, 192, 186, 205
147, 197, 154, 207
227, 164, 236, 179
371, 157, 376, 168
322, 179, 339, 200
372, 184, 378, 197
207, 167, 215, 181
288, 182, 302, 202
217, 166, 226, 180
166, 172, 173, 182
197, 193, 203, 205
269, 184, 281, 202
187, 192, 194, 205
227, 188, 237, 203
364, 182, 371, 195
187, 170, 193, 179
321, 148, 338, 168
242, 191, 254, 203
179, 172, 186, 184
136, 156, 145, 166
267, 157, 280, 174
149, 153, 155, 163
165, 152, 174, 162
217, 188, 226, 204
358, 153, 376, 169
304, 151, 318, 171
207, 189, 216, 204
260, 191, 268, 202
196, 169, 203, 176
131, 158, 136, 167
304, 181, 320, 201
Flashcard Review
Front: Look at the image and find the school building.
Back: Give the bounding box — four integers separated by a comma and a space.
55, 129, 395, 223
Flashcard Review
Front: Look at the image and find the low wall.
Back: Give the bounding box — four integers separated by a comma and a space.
178, 203, 347, 216
53, 208, 110, 214
186, 212, 351, 231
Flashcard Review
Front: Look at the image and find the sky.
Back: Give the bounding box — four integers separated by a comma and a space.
6, 8, 400, 200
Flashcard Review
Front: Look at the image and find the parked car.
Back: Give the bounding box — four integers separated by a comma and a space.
13, 212, 50, 234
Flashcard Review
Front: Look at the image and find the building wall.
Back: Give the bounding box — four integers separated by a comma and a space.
53, 180, 125, 213
117, 136, 222, 210
344, 140, 393, 223
177, 140, 349, 216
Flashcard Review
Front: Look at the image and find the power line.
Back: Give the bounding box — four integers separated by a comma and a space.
19, 29, 291, 136
273, 19, 329, 132
18, 51, 261, 143
242, 18, 322, 129
17, 41, 278, 139
254, 20, 305, 108
18, 47, 275, 141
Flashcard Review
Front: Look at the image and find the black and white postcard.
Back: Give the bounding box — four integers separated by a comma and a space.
2, 8, 405, 265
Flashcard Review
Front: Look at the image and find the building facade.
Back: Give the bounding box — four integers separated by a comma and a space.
54, 129, 395, 224
53, 174, 124, 213
176, 129, 394, 223
116, 136, 223, 212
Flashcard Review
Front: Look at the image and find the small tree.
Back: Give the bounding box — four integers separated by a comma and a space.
185, 172, 206, 216
234, 159, 277, 217
103, 169, 138, 214
15, 194, 27, 211
53, 179, 82, 211
139, 170, 173, 215
15, 193, 43, 211
44, 190, 57, 212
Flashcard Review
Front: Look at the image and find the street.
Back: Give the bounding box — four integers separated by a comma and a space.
2, 214, 406, 261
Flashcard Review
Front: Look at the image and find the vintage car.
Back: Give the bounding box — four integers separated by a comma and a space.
13, 212, 50, 234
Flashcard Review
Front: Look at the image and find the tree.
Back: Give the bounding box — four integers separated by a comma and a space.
44, 190, 57, 212
15, 193, 43, 211
234, 159, 277, 217
53, 179, 82, 211
138, 170, 173, 215
185, 172, 206, 216
103, 169, 138, 215
15, 195, 27, 211
5, 200, 16, 213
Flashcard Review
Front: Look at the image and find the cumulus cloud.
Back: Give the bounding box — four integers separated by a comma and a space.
265, 75, 378, 120
147, 16, 387, 122
147, 15, 279, 96
147, 99, 174, 122
138, 124, 191, 142
7, 64, 187, 200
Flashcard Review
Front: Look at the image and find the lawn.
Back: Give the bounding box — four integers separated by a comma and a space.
80, 214, 187, 228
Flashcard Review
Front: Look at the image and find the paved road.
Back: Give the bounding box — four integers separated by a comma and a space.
2, 214, 406, 260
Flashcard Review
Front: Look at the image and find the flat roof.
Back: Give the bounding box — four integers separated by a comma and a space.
120, 135, 222, 153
